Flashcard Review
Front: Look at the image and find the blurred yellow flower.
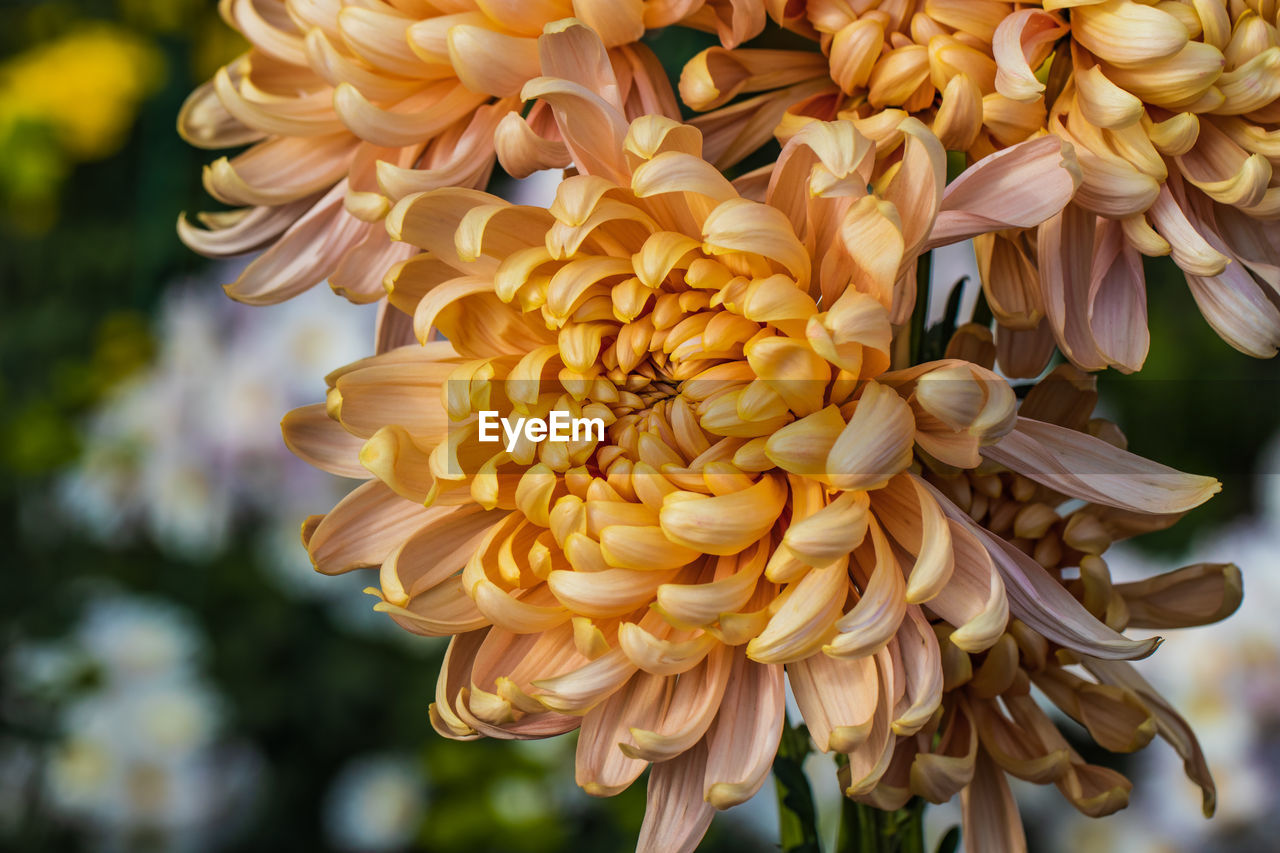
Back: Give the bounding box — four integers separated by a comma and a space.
0, 25, 163, 161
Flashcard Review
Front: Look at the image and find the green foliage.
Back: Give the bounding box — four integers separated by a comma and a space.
1098, 256, 1280, 554
774, 720, 821, 853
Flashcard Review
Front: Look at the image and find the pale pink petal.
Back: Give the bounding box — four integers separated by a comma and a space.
224, 181, 374, 305
992, 10, 1070, 102
177, 198, 315, 257
1087, 216, 1149, 372
1037, 204, 1109, 370
927, 136, 1082, 248
981, 417, 1221, 514
932, 483, 1161, 661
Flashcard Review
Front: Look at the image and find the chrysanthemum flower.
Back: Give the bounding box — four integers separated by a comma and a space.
682, 0, 1280, 372
281, 21, 1218, 852
678, 1, 1052, 173
987, 0, 1280, 372
866, 331, 1243, 849
177, 0, 762, 329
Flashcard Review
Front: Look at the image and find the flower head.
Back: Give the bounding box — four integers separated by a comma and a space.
683, 0, 1280, 371
177, 1, 760, 319
283, 21, 1216, 852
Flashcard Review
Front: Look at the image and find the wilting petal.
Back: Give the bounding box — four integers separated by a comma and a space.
1116, 562, 1243, 628
1082, 657, 1217, 816
935, 486, 1161, 661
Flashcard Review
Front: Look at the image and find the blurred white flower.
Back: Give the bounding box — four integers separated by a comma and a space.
61, 267, 373, 560
323, 755, 427, 852
77, 594, 200, 682
17, 591, 261, 852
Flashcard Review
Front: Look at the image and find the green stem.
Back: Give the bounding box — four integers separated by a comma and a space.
833, 790, 930, 853
774, 728, 945, 853
909, 251, 933, 365
971, 285, 994, 328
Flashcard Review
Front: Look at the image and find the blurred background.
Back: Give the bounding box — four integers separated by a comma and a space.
0, 2, 1276, 851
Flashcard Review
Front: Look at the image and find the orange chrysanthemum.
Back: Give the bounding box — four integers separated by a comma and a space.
681, 0, 1280, 373
281, 21, 1220, 852
176, 0, 763, 332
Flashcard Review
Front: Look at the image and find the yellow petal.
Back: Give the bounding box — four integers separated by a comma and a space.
658, 475, 786, 555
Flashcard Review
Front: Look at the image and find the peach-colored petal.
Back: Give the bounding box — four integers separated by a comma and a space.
789, 651, 879, 753
308, 480, 438, 574
624, 642, 733, 761
961, 749, 1028, 853
1088, 216, 1149, 372
576, 670, 667, 795
223, 181, 374, 305
870, 475, 955, 604
928, 136, 1082, 248
636, 740, 715, 853
702, 651, 785, 808
824, 519, 908, 659
281, 403, 369, 479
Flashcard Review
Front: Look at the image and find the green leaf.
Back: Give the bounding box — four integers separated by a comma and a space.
774, 719, 821, 853
935, 826, 961, 853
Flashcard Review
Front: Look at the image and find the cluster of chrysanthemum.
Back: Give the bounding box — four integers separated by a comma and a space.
683, 0, 1280, 372
179, 5, 1258, 852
